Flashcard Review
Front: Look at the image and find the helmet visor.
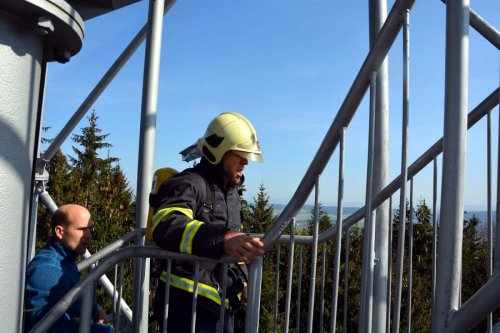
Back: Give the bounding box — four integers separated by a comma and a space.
233, 150, 264, 163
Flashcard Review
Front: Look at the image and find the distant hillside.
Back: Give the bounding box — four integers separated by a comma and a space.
271, 204, 496, 230
272, 204, 360, 229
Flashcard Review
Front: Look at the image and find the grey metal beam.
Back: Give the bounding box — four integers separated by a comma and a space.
496, 99, 500, 270
319, 243, 326, 332
406, 179, 414, 333
392, 10, 411, 333
368, 0, 391, 330
245, 257, 263, 333
297, 246, 303, 331
432, 0, 470, 331
342, 230, 350, 333
359, 72, 378, 333
487, 110, 493, 332
306, 179, 321, 333
132, 0, 171, 331
386, 196, 393, 331
283, 219, 296, 333
330, 127, 345, 333
274, 246, 281, 332
447, 272, 500, 333
432, 157, 438, 305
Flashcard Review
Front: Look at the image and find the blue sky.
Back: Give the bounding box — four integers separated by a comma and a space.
42, 0, 499, 210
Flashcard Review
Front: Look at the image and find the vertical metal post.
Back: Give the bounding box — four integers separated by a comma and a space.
343, 228, 351, 333
245, 257, 263, 333
496, 107, 500, 271
431, 0, 469, 331
113, 267, 118, 327
28, 55, 47, 261
392, 9, 410, 333
359, 72, 378, 333
191, 261, 200, 333
319, 243, 326, 331
35, 188, 58, 260
406, 179, 414, 333
162, 260, 172, 333
28, 190, 40, 255
307, 178, 321, 333
386, 196, 393, 332
432, 157, 438, 304
79, 285, 94, 333
218, 264, 228, 333
486, 110, 493, 332
369, 0, 391, 330
284, 218, 296, 333
133, 0, 166, 331
115, 262, 125, 332
80, 254, 98, 333
273, 245, 281, 332
296, 245, 303, 332
330, 127, 345, 333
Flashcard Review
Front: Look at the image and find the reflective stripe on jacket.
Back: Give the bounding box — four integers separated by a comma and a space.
152, 159, 243, 308
160, 271, 230, 309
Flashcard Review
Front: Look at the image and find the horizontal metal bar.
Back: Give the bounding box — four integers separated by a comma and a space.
78, 228, 146, 271
447, 271, 500, 333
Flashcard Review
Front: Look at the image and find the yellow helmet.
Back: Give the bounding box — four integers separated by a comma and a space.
197, 112, 263, 165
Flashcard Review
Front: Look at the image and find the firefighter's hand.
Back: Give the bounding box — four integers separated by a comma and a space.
223, 231, 264, 263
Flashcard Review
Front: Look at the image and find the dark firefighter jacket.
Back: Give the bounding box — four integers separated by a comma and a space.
151, 158, 245, 313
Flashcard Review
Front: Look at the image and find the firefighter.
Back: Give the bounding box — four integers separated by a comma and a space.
151, 112, 265, 332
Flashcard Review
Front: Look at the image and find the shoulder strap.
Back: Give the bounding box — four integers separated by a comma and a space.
193, 172, 215, 222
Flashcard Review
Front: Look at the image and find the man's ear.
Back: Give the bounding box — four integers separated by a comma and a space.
54, 225, 64, 240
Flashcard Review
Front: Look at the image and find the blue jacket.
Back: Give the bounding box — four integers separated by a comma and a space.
25, 237, 112, 333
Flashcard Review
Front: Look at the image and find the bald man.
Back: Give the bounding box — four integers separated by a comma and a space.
24, 204, 112, 333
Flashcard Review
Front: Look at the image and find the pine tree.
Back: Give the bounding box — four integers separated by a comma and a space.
46, 111, 135, 309
68, 111, 119, 207
242, 183, 275, 234
305, 203, 332, 235
409, 199, 434, 332
462, 214, 489, 332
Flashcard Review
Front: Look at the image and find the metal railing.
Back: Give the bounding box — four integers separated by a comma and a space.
24, 0, 499, 332
29, 240, 243, 333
